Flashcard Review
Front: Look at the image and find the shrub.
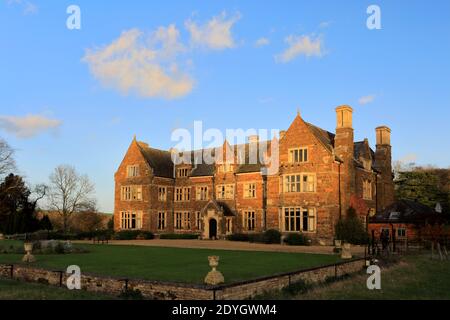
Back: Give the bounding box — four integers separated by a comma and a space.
159, 233, 199, 240
113, 230, 154, 240
226, 234, 250, 242
282, 279, 313, 295
248, 230, 282, 244
335, 207, 369, 245
284, 233, 310, 246
118, 288, 144, 300
54, 242, 66, 254
261, 229, 282, 244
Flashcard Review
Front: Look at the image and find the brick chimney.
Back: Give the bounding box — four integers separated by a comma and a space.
375, 126, 394, 211
335, 105, 355, 217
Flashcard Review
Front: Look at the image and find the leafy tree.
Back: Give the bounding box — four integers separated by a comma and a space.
396, 168, 450, 213
107, 217, 114, 231
0, 174, 41, 234
335, 207, 369, 245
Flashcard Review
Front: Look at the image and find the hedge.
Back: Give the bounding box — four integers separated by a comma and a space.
283, 233, 310, 246
159, 233, 199, 240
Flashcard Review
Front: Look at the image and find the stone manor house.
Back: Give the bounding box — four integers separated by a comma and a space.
114, 106, 395, 243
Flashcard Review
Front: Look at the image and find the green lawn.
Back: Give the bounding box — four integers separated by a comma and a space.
0, 240, 341, 284
296, 254, 450, 300
0, 278, 114, 300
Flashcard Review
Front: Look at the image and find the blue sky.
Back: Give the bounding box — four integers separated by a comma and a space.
1, 0, 449, 213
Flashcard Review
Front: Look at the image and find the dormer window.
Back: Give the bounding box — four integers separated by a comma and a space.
177, 168, 190, 178
127, 165, 139, 177
289, 148, 308, 163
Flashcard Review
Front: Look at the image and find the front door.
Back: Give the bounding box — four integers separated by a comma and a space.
209, 219, 217, 239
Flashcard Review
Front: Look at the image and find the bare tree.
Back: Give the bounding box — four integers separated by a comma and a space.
48, 165, 96, 232
0, 138, 15, 178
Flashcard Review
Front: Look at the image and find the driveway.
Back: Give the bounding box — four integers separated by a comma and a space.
77, 239, 366, 256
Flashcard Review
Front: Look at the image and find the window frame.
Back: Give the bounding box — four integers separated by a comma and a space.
283, 207, 316, 233
288, 147, 308, 164
120, 211, 143, 230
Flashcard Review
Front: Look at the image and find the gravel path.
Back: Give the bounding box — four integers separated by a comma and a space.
76, 239, 366, 256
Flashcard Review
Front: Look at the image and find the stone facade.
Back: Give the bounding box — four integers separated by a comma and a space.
114, 106, 395, 243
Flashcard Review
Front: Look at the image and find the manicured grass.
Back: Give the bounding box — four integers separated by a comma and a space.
0, 278, 115, 300
0, 240, 341, 284
295, 254, 450, 300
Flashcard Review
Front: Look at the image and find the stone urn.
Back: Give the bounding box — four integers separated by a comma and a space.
204, 256, 224, 285
341, 243, 352, 260
22, 242, 36, 263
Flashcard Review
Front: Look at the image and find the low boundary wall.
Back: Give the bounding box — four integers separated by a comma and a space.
0, 258, 365, 300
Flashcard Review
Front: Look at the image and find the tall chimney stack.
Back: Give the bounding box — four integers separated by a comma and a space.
375, 126, 394, 211
334, 105, 355, 218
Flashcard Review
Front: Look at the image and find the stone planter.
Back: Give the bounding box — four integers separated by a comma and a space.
341, 243, 352, 259
204, 256, 224, 285
22, 242, 36, 263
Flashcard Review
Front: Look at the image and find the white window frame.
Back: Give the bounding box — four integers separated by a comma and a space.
196, 186, 209, 201
158, 211, 166, 230
127, 165, 139, 177
120, 211, 143, 230
158, 186, 167, 202
177, 168, 190, 178
288, 148, 308, 163
175, 187, 190, 202
244, 183, 256, 199
283, 174, 316, 193
121, 185, 142, 201
243, 211, 256, 232
216, 184, 234, 200
283, 207, 316, 233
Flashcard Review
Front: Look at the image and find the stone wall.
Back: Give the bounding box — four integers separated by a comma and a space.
0, 258, 365, 300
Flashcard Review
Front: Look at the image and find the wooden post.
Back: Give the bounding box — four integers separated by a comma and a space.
437, 243, 444, 261
431, 242, 435, 260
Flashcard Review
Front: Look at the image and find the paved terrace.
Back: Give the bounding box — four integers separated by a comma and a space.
76, 239, 366, 256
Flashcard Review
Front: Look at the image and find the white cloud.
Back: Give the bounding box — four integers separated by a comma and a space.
185, 12, 241, 50
0, 114, 62, 138
358, 94, 376, 105
275, 35, 323, 63
255, 37, 270, 47
83, 26, 194, 99
6, 0, 38, 15
319, 21, 332, 29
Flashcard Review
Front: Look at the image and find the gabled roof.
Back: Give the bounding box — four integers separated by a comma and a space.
370, 200, 445, 224
137, 142, 174, 178
305, 122, 335, 153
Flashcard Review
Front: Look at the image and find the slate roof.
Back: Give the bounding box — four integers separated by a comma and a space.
305, 122, 335, 153
135, 120, 379, 178
137, 142, 174, 178
370, 200, 445, 224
